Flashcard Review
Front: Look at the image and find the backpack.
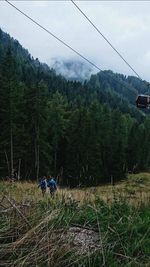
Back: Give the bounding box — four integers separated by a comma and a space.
40, 179, 46, 189
47, 179, 56, 190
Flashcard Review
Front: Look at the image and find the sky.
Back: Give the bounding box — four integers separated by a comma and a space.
0, 0, 150, 81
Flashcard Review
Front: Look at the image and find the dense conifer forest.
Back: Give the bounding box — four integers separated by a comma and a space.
0, 28, 150, 186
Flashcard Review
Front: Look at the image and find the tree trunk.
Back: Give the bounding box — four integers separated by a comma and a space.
17, 158, 21, 180
35, 130, 40, 181
10, 126, 14, 180
54, 144, 57, 176
4, 150, 10, 178
36, 144, 39, 180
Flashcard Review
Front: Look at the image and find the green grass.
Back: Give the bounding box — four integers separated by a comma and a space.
1, 196, 149, 266
58, 197, 150, 266
0, 175, 150, 266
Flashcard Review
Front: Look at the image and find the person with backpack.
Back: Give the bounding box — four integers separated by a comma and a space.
47, 177, 57, 197
38, 176, 47, 197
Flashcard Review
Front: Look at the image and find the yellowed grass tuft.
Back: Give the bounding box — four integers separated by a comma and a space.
0, 172, 149, 206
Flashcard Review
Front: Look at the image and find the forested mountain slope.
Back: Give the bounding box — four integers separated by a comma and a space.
0, 28, 150, 185
87, 71, 150, 118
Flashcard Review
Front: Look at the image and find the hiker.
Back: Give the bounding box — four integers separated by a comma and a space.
38, 176, 47, 197
47, 177, 57, 197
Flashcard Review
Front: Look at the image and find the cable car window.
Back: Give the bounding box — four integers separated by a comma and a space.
136, 95, 150, 108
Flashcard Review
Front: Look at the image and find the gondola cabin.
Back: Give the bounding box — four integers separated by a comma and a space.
136, 94, 150, 108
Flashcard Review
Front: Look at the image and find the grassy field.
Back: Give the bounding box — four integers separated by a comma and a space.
0, 173, 150, 267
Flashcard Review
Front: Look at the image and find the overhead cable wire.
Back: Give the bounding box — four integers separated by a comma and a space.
71, 0, 143, 81
5, 0, 146, 94
5, 0, 103, 73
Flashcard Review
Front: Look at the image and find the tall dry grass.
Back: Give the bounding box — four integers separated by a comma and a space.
1, 172, 149, 206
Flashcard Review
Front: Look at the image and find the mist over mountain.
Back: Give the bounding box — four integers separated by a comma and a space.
50, 58, 95, 82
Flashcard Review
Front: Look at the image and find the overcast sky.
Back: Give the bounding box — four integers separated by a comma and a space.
0, 0, 150, 81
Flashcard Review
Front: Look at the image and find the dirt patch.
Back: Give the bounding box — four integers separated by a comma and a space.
61, 226, 100, 254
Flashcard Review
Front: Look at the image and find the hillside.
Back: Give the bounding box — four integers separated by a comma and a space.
88, 71, 150, 116
0, 28, 150, 184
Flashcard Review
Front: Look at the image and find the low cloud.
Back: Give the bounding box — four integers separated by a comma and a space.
0, 1, 150, 81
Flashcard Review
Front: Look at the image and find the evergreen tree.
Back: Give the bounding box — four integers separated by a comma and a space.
47, 91, 68, 177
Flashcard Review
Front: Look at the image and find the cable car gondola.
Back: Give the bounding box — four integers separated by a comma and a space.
136, 94, 150, 108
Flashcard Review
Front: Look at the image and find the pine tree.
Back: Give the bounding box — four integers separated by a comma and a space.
0, 48, 20, 179
47, 91, 68, 177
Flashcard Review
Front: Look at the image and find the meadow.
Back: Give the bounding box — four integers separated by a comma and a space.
0, 173, 150, 267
